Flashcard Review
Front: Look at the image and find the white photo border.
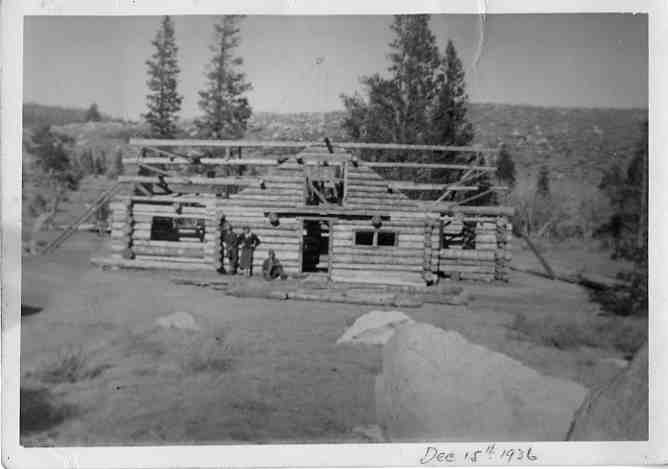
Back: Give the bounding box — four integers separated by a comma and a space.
2, 0, 666, 467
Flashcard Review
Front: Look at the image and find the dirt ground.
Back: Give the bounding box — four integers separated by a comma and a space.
19, 232, 645, 446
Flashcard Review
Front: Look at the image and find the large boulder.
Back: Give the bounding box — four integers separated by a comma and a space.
336, 310, 415, 346
376, 323, 587, 441
568, 343, 648, 441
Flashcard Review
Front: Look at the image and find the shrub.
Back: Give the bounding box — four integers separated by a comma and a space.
36, 346, 110, 384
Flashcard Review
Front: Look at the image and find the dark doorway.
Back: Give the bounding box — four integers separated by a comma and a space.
301, 219, 330, 273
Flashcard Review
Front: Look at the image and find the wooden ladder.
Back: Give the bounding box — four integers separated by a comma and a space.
40, 181, 124, 255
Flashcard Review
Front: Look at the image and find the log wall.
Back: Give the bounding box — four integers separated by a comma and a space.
216, 163, 305, 274
437, 214, 512, 282
330, 219, 426, 286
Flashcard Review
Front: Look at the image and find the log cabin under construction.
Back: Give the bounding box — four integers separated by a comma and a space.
97, 139, 514, 286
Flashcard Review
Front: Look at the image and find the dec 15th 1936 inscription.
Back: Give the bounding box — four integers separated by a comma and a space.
419, 444, 538, 465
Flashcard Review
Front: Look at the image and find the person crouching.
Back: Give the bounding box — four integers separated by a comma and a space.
262, 249, 288, 280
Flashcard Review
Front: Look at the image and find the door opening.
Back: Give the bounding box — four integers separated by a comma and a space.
301, 219, 330, 273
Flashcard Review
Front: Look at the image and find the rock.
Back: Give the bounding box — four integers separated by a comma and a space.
376, 323, 587, 441
568, 343, 648, 441
156, 312, 200, 331
336, 310, 415, 346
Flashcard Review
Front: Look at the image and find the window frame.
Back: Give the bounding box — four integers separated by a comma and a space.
353, 229, 398, 248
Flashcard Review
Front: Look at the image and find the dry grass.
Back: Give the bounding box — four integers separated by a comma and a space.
184, 331, 236, 374
35, 345, 111, 384
509, 312, 646, 357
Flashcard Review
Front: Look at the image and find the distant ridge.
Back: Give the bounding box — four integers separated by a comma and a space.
23, 102, 116, 128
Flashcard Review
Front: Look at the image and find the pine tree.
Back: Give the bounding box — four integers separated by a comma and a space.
429, 40, 474, 147
107, 149, 124, 178
80, 149, 95, 175
536, 165, 551, 198
94, 152, 107, 175
496, 143, 516, 188
196, 16, 252, 139
26, 126, 81, 252
143, 16, 183, 138
428, 40, 475, 185
341, 16, 476, 192
341, 15, 440, 146
85, 103, 102, 122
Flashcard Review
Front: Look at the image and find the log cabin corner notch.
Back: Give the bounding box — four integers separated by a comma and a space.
99, 139, 514, 286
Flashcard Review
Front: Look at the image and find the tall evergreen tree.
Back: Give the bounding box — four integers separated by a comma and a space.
536, 165, 551, 198
341, 16, 475, 194
143, 16, 183, 138
196, 16, 252, 139
79, 148, 95, 175
496, 143, 516, 188
429, 40, 474, 147
341, 15, 440, 146
85, 103, 102, 122
107, 149, 124, 178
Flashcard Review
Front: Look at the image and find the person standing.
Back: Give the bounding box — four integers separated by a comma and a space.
238, 225, 260, 276
221, 222, 239, 274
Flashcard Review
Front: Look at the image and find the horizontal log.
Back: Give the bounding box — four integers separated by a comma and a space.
331, 262, 423, 272
132, 205, 208, 216
439, 249, 497, 260
460, 273, 495, 282
361, 161, 497, 170
130, 138, 496, 153
473, 243, 497, 250
134, 254, 208, 263
91, 256, 213, 271
426, 205, 515, 216
132, 245, 205, 257
439, 265, 496, 274
131, 239, 205, 248
332, 240, 423, 249
332, 255, 423, 266
388, 182, 508, 192
330, 270, 425, 287
119, 175, 259, 185
123, 157, 280, 166
474, 234, 498, 243
331, 246, 422, 257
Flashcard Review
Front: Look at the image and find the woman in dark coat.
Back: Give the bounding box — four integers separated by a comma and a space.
238, 225, 260, 276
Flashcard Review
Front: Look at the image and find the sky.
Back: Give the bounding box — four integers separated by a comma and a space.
23, 14, 648, 119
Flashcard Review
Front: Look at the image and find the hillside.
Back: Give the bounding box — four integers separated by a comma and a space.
246, 104, 647, 184
22, 102, 646, 238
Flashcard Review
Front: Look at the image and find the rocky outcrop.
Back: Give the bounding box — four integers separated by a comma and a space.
375, 323, 587, 441
567, 342, 648, 441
